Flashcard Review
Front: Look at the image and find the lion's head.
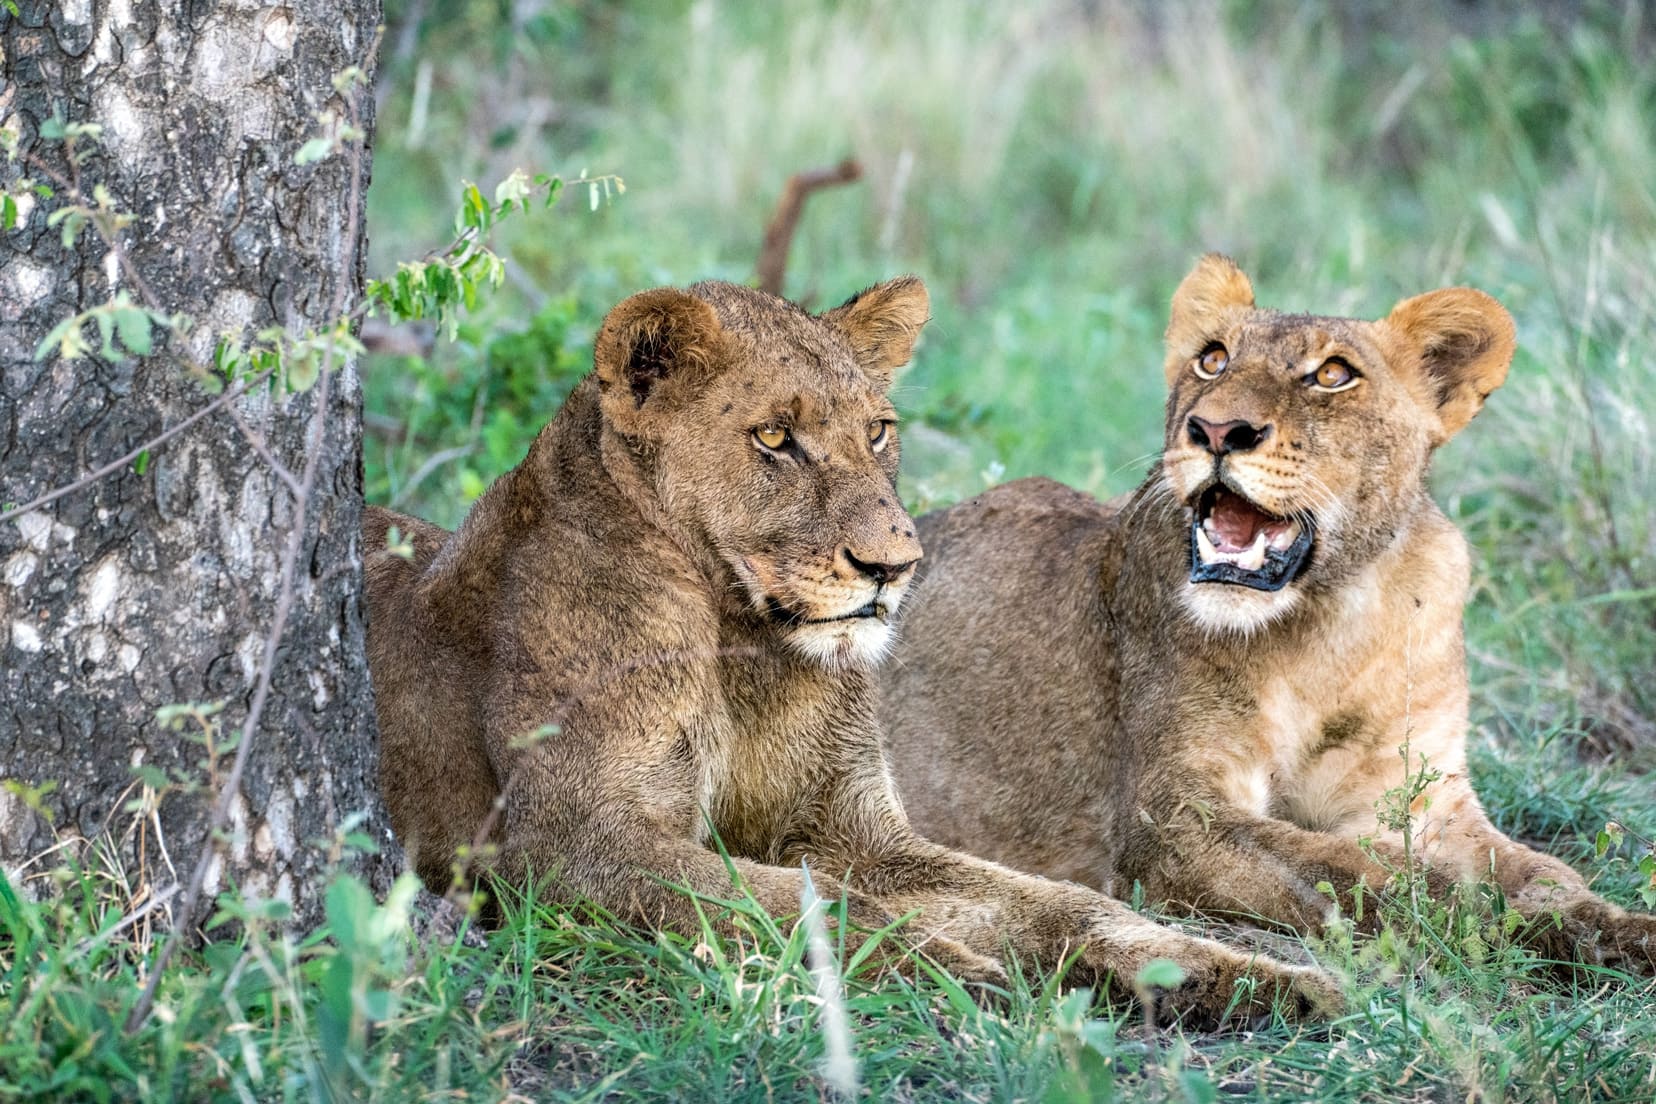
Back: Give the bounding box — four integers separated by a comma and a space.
1155, 254, 1516, 635
592, 277, 928, 669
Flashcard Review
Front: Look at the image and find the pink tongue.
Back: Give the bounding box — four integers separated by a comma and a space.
1208, 490, 1265, 551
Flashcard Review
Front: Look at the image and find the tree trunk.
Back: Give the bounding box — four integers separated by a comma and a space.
0, 0, 393, 930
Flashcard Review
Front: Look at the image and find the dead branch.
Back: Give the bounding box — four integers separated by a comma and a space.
756, 158, 862, 297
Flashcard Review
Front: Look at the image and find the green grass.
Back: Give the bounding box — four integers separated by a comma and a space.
6, 779, 1656, 1101
9, 1, 1656, 1100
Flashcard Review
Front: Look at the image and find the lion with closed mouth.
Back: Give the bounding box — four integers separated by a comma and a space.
879, 255, 1656, 972
361, 275, 1339, 1025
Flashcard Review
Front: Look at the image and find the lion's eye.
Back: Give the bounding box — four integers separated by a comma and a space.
1193, 344, 1229, 380
753, 425, 789, 450
868, 420, 890, 452
1309, 359, 1360, 391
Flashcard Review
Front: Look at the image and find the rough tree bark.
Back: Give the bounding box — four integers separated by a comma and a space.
0, 0, 394, 930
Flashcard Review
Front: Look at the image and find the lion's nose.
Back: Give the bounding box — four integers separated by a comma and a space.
843, 549, 918, 586
1187, 415, 1271, 456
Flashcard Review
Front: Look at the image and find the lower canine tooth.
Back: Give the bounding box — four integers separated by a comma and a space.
1196, 526, 1221, 564
1237, 531, 1268, 572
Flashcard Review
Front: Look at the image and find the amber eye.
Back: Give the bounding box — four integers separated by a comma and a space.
754, 425, 789, 450
868, 420, 891, 452
1310, 358, 1360, 391
1193, 344, 1229, 380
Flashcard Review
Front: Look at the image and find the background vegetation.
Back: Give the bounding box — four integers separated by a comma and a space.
6, 1, 1655, 1100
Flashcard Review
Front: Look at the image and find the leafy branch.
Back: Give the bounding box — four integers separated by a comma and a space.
366, 168, 622, 340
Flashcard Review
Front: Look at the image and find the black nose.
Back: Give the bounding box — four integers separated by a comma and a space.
1187, 415, 1271, 456
844, 549, 916, 585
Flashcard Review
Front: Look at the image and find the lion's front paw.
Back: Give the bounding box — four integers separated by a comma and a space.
1093, 940, 1344, 1030
1594, 910, 1656, 975
1259, 961, 1347, 1023
1517, 893, 1656, 975
1185, 956, 1345, 1028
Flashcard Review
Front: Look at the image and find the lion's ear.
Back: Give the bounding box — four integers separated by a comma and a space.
1164, 254, 1254, 385
594, 288, 726, 436
821, 275, 930, 388
1382, 288, 1515, 445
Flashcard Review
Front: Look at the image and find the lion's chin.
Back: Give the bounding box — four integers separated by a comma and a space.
785, 617, 896, 671
1178, 582, 1302, 638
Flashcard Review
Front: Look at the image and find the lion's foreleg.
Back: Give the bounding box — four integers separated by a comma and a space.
811, 826, 1342, 1025
1127, 801, 1458, 934
1412, 778, 1656, 973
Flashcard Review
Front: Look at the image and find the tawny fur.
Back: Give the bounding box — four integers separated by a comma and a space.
362, 276, 1340, 1025
880, 256, 1656, 972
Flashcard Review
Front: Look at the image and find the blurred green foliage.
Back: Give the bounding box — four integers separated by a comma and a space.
363, 297, 589, 507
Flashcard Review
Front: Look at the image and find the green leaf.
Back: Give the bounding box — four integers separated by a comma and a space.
285, 348, 319, 393
130, 763, 170, 789
48, 206, 87, 248
325, 874, 375, 955
295, 137, 335, 165
94, 309, 117, 360
494, 168, 532, 211
113, 305, 152, 356
341, 831, 381, 856
1, 193, 17, 230
35, 313, 88, 361
3, 778, 59, 823
459, 182, 489, 232
133, 449, 150, 476
1133, 958, 1186, 991
1178, 1069, 1220, 1104
330, 65, 368, 93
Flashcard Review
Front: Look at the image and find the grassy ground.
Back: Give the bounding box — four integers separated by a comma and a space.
6, 2, 1656, 1100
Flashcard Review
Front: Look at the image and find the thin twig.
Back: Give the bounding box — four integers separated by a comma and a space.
0, 370, 272, 524
389, 443, 472, 509
74, 883, 181, 956
224, 402, 304, 499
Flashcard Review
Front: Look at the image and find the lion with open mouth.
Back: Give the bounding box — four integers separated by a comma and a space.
879, 255, 1656, 972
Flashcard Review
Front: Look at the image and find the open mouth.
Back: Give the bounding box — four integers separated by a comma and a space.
1188, 485, 1314, 592
766, 598, 890, 626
